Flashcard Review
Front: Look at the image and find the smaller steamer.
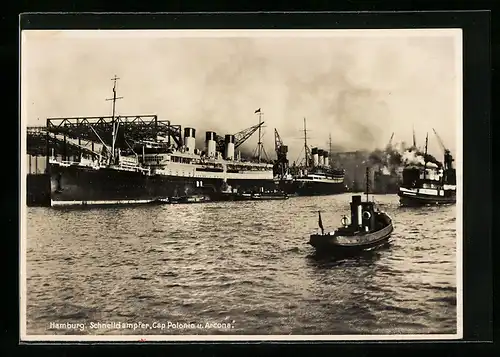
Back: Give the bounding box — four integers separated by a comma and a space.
309, 168, 393, 254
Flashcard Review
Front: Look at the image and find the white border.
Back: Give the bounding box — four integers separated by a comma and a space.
20, 27, 28, 343
455, 29, 464, 340
22, 28, 461, 39
20, 28, 463, 342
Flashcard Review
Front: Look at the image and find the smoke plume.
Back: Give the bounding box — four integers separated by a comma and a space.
368, 140, 442, 174
402, 147, 441, 168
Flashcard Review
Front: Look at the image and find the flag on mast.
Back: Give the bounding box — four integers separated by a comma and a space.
254, 108, 261, 113
318, 211, 324, 234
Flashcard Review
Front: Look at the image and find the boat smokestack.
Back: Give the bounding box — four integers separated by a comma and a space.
324, 152, 329, 167
318, 149, 325, 166
183, 127, 196, 153
350, 195, 362, 227
224, 134, 235, 160
312, 147, 319, 167
205, 131, 217, 158
357, 203, 363, 228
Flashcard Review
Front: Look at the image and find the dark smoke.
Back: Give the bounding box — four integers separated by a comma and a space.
368, 140, 442, 173
403, 146, 442, 168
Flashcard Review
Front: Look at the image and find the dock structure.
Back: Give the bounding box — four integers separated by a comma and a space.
26, 115, 182, 167
25, 115, 181, 207
27, 115, 267, 165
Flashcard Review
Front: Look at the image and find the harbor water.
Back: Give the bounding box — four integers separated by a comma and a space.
25, 193, 457, 336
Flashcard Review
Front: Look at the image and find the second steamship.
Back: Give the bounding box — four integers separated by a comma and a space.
283, 119, 346, 196
398, 131, 456, 206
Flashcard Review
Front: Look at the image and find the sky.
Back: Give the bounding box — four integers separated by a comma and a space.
21, 30, 462, 163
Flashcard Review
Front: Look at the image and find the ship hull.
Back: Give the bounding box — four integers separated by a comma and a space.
27, 173, 51, 207
398, 188, 456, 206
310, 232, 392, 255
47, 163, 280, 206
309, 216, 393, 255
292, 180, 346, 196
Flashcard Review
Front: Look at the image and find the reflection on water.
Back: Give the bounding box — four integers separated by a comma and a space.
25, 194, 457, 336
306, 246, 388, 269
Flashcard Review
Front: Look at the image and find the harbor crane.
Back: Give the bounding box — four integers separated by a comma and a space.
274, 128, 289, 179
387, 132, 394, 149
215, 121, 265, 154
274, 128, 283, 156
273, 128, 289, 180
432, 128, 454, 170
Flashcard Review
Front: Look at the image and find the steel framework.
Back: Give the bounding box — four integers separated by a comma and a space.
26, 115, 182, 157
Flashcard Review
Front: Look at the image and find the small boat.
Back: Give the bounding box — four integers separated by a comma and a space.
250, 192, 289, 200
177, 195, 210, 204
149, 197, 171, 205
151, 195, 210, 205
210, 185, 289, 201
309, 168, 393, 255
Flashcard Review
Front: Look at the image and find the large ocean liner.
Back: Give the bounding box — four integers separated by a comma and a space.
274, 118, 346, 196
37, 78, 283, 206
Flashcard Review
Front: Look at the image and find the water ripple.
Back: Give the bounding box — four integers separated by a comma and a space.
26, 194, 457, 335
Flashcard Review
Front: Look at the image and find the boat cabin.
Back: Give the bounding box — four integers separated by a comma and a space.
346, 195, 377, 233
339, 195, 389, 234
401, 165, 456, 189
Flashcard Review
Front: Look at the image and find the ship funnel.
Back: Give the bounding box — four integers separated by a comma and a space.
324, 152, 329, 167
183, 127, 196, 153
350, 195, 363, 227
318, 149, 325, 166
312, 147, 319, 167
205, 131, 217, 158
224, 134, 235, 160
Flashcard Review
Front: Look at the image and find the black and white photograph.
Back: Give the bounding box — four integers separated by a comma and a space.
21, 28, 462, 341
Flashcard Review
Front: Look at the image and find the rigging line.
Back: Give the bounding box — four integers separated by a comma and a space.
295, 146, 305, 164
89, 125, 110, 152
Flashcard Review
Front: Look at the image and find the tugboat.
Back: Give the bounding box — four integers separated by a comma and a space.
309, 168, 393, 255
398, 130, 456, 206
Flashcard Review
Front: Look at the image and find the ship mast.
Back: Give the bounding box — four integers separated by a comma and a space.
255, 108, 264, 163
423, 132, 429, 180
328, 133, 332, 168
412, 125, 417, 149
303, 118, 308, 167
106, 75, 123, 163
365, 167, 370, 202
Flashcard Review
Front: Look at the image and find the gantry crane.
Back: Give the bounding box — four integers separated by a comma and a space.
273, 128, 289, 179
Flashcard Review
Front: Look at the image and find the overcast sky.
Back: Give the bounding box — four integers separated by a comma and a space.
21, 30, 461, 162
